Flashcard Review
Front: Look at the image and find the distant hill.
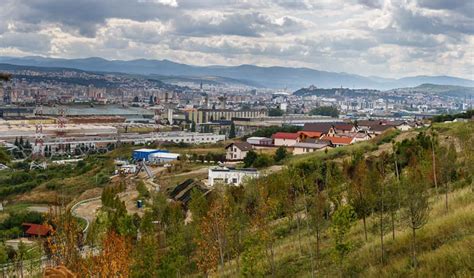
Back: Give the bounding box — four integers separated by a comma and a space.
0, 63, 183, 91
389, 83, 474, 97
1, 56, 473, 90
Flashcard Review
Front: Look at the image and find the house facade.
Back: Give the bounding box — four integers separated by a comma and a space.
225, 142, 253, 161
272, 132, 299, 146
208, 167, 259, 186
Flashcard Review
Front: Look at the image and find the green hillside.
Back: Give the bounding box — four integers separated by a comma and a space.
1, 122, 472, 277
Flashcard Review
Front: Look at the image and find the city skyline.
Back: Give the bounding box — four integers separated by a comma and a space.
0, 0, 473, 79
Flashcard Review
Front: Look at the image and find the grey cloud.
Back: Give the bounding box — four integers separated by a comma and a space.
0, 32, 51, 52
0, 0, 472, 79
417, 0, 474, 17
374, 27, 443, 48
392, 4, 474, 35
9, 0, 177, 37
357, 0, 383, 9
272, 0, 313, 10
173, 13, 305, 37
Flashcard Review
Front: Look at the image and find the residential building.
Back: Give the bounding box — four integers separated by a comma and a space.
225, 142, 253, 161
297, 131, 323, 141
272, 132, 299, 146
302, 122, 356, 137
293, 140, 330, 155
321, 136, 355, 147
208, 167, 259, 186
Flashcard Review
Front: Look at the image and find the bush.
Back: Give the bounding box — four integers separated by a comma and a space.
46, 180, 62, 190
253, 154, 273, 168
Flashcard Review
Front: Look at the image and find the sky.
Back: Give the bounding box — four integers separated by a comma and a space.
0, 0, 473, 79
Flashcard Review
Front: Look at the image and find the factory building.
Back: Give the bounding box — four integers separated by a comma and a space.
185, 108, 267, 124
149, 152, 180, 164
132, 148, 169, 161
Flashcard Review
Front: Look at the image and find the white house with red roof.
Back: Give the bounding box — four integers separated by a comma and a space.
272, 132, 299, 146
321, 136, 355, 147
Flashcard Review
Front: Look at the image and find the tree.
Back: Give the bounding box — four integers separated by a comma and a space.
0, 147, 11, 165
87, 230, 132, 277
46, 209, 84, 274
190, 121, 196, 132
253, 154, 273, 168
402, 167, 430, 269
243, 150, 258, 168
268, 108, 284, 116
346, 156, 373, 241
240, 234, 266, 277
438, 143, 457, 211
309, 106, 339, 117
273, 146, 288, 163
330, 205, 357, 275
194, 195, 229, 275
229, 122, 236, 139
225, 186, 249, 275
309, 170, 330, 268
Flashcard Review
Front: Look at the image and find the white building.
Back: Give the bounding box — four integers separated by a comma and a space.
293, 141, 329, 155
208, 167, 259, 186
154, 132, 225, 144
272, 132, 299, 147
246, 137, 273, 146
149, 152, 180, 164
225, 142, 253, 161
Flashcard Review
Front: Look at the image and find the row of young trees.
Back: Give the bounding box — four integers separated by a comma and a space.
45, 130, 467, 276
243, 146, 289, 168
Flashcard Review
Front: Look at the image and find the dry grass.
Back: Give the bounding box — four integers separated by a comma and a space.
218, 186, 474, 277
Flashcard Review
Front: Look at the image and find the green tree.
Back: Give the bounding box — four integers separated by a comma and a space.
438, 143, 457, 211
0, 147, 11, 165
253, 154, 273, 168
268, 108, 284, 116
190, 121, 196, 132
241, 234, 266, 277
273, 146, 288, 163
402, 166, 430, 269
345, 156, 373, 241
309, 106, 339, 117
330, 205, 357, 275
229, 122, 236, 139
243, 150, 258, 168
0, 244, 8, 264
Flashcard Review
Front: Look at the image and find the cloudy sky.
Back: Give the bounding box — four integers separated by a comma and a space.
0, 0, 473, 78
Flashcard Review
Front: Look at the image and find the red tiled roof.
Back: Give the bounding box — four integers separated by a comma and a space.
321, 136, 354, 145
334, 124, 354, 131
297, 131, 323, 138
272, 132, 299, 140
22, 223, 51, 237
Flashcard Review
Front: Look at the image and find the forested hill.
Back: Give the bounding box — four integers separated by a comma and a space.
293, 86, 379, 97
0, 63, 185, 91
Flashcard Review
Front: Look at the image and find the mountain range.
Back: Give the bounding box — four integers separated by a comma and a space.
0, 56, 472, 90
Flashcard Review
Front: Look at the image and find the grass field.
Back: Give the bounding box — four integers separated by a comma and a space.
216, 185, 474, 278
215, 123, 474, 277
